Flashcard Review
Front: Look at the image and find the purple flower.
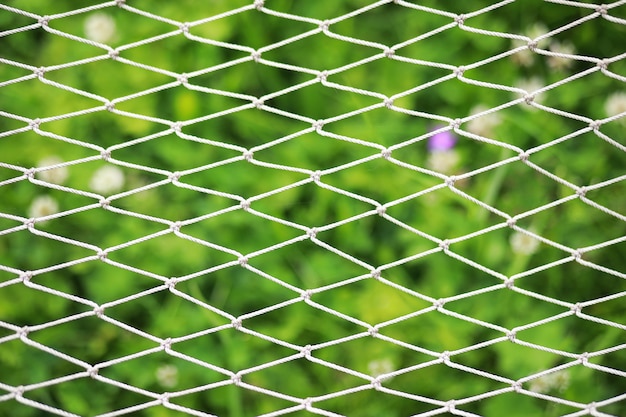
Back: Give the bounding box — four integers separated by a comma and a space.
428, 128, 456, 152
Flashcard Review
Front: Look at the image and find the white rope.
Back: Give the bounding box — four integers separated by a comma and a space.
0, 1, 624, 416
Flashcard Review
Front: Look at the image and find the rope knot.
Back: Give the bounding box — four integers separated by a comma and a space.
310, 170, 322, 182
507, 330, 517, 341
20, 271, 33, 283
88, 366, 99, 377
161, 338, 173, 350
165, 277, 178, 290
579, 352, 589, 364
312, 119, 324, 131
231, 373, 242, 385
169, 171, 181, 182
524, 93, 535, 105
518, 151, 530, 162
18, 326, 29, 338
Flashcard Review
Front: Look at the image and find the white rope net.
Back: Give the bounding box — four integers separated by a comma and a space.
0, 0, 625, 416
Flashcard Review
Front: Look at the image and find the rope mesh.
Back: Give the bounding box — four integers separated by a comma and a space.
0, 0, 625, 416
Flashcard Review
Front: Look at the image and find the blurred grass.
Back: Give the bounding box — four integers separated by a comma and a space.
1, 1, 625, 416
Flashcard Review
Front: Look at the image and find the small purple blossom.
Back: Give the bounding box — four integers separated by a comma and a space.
428, 128, 456, 152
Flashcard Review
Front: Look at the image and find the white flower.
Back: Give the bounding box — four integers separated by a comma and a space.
156, 364, 178, 388
466, 105, 502, 138
510, 39, 535, 67
515, 77, 545, 106
90, 165, 125, 194
547, 40, 576, 71
36, 156, 69, 185
605, 92, 626, 124
427, 150, 460, 174
368, 358, 394, 382
510, 23, 549, 67
29, 195, 59, 223
510, 229, 540, 256
529, 370, 570, 393
527, 23, 550, 45
84, 12, 116, 44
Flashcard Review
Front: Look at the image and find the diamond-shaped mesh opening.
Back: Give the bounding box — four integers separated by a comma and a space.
1, 1, 624, 416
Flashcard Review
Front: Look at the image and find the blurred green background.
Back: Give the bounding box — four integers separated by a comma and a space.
0, 0, 625, 416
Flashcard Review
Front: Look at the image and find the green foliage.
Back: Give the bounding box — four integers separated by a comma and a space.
0, 1, 624, 416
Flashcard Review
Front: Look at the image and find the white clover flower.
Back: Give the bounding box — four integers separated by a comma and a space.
605, 92, 626, 124
547, 40, 576, 71
29, 195, 59, 223
510, 39, 535, 67
527, 23, 550, 45
510, 23, 549, 67
515, 77, 545, 106
427, 150, 460, 175
529, 370, 570, 393
84, 12, 116, 44
36, 156, 69, 185
466, 105, 502, 138
510, 229, 540, 256
90, 165, 125, 194
156, 364, 178, 388
368, 358, 394, 382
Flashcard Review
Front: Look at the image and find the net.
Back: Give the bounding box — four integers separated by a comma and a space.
0, 0, 625, 416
